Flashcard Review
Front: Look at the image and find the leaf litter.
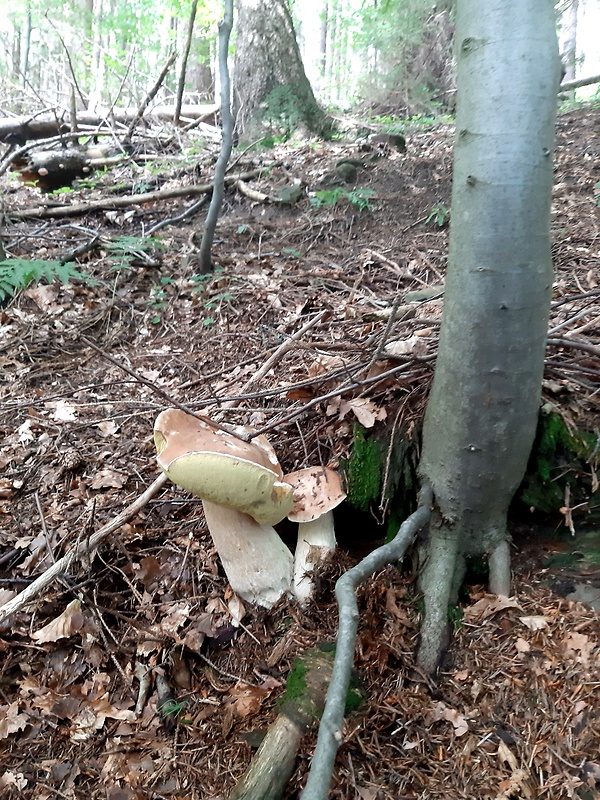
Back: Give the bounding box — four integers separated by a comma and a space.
0, 108, 599, 799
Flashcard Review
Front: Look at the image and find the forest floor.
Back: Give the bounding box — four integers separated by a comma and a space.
0, 105, 599, 800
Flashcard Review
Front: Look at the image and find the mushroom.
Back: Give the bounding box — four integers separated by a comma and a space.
283, 466, 346, 603
154, 409, 294, 607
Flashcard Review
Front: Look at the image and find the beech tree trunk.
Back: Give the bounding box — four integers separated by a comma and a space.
560, 0, 578, 82
416, 0, 562, 674
233, 0, 332, 141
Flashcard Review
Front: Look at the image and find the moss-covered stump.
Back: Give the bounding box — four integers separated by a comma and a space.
518, 409, 599, 523
341, 421, 419, 542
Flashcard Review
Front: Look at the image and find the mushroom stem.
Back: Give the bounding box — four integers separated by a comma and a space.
293, 511, 336, 603
202, 501, 293, 608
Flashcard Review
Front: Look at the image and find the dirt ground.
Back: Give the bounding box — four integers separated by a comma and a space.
0, 106, 599, 800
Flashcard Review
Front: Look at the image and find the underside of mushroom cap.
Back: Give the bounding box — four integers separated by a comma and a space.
154, 409, 293, 525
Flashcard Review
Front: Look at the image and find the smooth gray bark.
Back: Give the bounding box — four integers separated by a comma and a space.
417, 0, 561, 673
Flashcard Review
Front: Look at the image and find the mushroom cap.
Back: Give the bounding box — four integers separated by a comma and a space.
283, 466, 346, 523
154, 409, 293, 526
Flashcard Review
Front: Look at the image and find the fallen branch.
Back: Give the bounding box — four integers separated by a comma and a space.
547, 337, 600, 358
229, 648, 335, 800
7, 169, 264, 219
300, 484, 432, 800
0, 106, 218, 145
559, 73, 600, 92
0, 473, 168, 625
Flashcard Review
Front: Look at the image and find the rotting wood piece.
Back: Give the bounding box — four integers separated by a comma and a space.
229, 648, 336, 800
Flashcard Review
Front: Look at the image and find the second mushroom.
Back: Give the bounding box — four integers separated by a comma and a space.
284, 466, 346, 603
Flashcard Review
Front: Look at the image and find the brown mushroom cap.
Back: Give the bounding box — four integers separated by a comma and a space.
283, 466, 346, 523
154, 409, 293, 526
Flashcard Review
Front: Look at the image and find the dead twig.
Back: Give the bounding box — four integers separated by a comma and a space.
547, 337, 600, 358
0, 474, 168, 625
7, 169, 264, 220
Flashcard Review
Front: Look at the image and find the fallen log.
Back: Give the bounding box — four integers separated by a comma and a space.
0, 104, 218, 145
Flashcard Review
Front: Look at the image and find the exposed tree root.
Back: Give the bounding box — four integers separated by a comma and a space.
488, 539, 511, 596
416, 520, 460, 675
300, 485, 432, 800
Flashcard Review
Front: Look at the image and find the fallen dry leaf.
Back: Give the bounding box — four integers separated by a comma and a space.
31, 599, 85, 643
226, 683, 272, 718
519, 615, 549, 631
427, 701, 469, 736
48, 399, 78, 422
515, 637, 531, 653
0, 703, 28, 740
338, 397, 387, 428
97, 420, 120, 436
463, 594, 522, 623
562, 631, 594, 666
89, 467, 128, 489
0, 771, 28, 790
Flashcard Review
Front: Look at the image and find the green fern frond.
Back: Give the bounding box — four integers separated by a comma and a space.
0, 258, 94, 303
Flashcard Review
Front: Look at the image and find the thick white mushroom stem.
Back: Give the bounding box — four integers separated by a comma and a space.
202, 501, 293, 608
293, 511, 336, 603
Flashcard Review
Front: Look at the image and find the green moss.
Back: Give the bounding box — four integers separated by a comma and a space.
279, 647, 365, 724
448, 605, 464, 631
262, 84, 333, 140
519, 411, 597, 514
342, 425, 383, 513
345, 672, 366, 713
280, 658, 309, 707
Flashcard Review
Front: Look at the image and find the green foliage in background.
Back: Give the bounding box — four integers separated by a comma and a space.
0, 0, 222, 110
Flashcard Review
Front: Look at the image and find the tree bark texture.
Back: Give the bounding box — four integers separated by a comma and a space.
233, 0, 331, 141
198, 0, 234, 273
174, 0, 199, 124
559, 0, 578, 82
417, 0, 561, 673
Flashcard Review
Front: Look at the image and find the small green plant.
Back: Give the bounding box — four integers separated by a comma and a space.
310, 188, 346, 208
310, 187, 375, 211
146, 278, 175, 324
50, 185, 75, 195
595, 181, 600, 207
346, 188, 375, 211
189, 270, 237, 325
282, 247, 303, 259
106, 235, 164, 271
425, 201, 450, 227
0, 258, 94, 303
158, 698, 189, 720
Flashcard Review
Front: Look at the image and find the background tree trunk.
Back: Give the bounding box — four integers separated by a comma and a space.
417, 0, 562, 674
233, 0, 332, 141
560, 0, 579, 82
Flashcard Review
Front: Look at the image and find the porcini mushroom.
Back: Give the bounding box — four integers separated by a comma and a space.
283, 466, 346, 603
154, 409, 294, 607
